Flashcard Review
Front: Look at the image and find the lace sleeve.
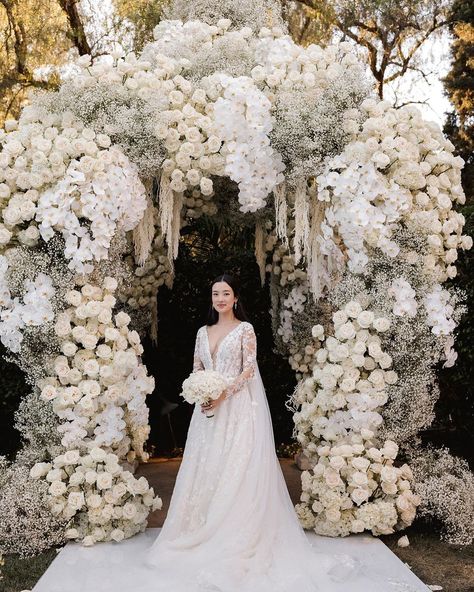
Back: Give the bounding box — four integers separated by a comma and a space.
224, 323, 257, 399
193, 328, 204, 372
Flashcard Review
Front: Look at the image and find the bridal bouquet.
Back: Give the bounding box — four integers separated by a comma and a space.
180, 370, 228, 418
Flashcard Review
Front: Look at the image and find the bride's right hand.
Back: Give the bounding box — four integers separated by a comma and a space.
200, 390, 226, 413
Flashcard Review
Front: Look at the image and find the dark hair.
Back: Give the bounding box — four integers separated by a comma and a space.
205, 273, 251, 326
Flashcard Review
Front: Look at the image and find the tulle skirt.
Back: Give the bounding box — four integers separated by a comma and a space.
141, 365, 359, 592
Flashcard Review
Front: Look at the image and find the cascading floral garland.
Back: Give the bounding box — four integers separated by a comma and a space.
0, 0, 472, 555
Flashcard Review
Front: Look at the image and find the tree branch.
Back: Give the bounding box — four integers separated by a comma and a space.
58, 0, 91, 55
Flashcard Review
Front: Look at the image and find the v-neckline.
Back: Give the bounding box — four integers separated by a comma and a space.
204, 322, 244, 368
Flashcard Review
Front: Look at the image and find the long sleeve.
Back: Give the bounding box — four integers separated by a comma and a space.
193, 328, 204, 372
224, 323, 257, 399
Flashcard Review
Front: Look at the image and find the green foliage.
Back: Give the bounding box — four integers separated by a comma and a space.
443, 0, 474, 199
438, 0, 474, 457
113, 0, 167, 52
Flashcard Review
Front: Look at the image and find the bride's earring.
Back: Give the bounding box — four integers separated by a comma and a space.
234, 301, 237, 310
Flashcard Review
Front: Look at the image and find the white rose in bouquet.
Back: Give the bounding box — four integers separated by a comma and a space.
180, 369, 228, 418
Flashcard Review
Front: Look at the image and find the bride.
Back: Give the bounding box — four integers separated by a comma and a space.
142, 272, 358, 591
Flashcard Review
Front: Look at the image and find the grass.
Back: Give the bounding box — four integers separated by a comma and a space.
381, 521, 474, 592
1, 549, 58, 592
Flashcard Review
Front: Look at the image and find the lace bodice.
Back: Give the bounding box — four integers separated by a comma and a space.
193, 321, 257, 399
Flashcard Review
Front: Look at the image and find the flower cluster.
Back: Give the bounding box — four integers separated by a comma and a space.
407, 445, 474, 545
212, 73, 284, 211
423, 284, 457, 336
0, 256, 55, 352
297, 436, 420, 537
286, 297, 423, 536
40, 278, 154, 460
164, 0, 285, 33
0, 458, 66, 557
30, 448, 162, 545
317, 100, 472, 280
181, 369, 227, 405
121, 232, 174, 314
293, 301, 395, 445
0, 107, 147, 273
388, 277, 418, 317
263, 40, 370, 187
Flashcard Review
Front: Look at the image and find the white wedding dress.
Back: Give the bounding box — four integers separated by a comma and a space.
141, 321, 418, 592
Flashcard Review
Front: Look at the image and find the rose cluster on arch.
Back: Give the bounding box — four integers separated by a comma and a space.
287, 300, 421, 536
317, 98, 470, 280
30, 447, 162, 545
0, 109, 147, 274
38, 277, 153, 460
0, 0, 472, 552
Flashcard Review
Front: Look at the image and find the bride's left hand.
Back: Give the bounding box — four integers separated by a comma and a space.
201, 390, 227, 413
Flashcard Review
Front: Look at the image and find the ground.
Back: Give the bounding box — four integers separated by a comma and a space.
2, 457, 473, 592
138, 457, 474, 592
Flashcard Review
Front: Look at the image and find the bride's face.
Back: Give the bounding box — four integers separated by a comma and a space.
212, 281, 237, 313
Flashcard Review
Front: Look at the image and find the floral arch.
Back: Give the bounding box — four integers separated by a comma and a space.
0, 0, 472, 554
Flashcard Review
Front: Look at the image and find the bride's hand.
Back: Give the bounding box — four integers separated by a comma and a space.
201, 390, 227, 413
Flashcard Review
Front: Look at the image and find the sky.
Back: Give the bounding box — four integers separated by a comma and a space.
384, 34, 452, 128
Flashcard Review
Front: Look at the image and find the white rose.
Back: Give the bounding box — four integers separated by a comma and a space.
352, 471, 368, 487
335, 322, 356, 341
380, 466, 398, 483
85, 470, 97, 485
311, 324, 324, 339
368, 342, 383, 359
65, 528, 79, 539
49, 480, 67, 496
105, 327, 119, 341
325, 507, 341, 522
351, 488, 369, 505
344, 301, 362, 318
66, 290, 83, 307
112, 483, 127, 498
351, 457, 370, 471
324, 469, 342, 487
96, 472, 113, 490
110, 528, 125, 542
103, 276, 118, 292
357, 311, 374, 328
83, 359, 99, 377
373, 317, 390, 332
397, 535, 410, 548
115, 311, 130, 327
86, 493, 102, 509
30, 462, 52, 479
90, 447, 107, 462
40, 385, 57, 402
55, 319, 71, 337
200, 177, 213, 195
382, 440, 399, 459
329, 456, 345, 470
332, 310, 348, 326
62, 341, 78, 357
382, 481, 398, 495
340, 378, 356, 392
122, 502, 137, 520
69, 472, 85, 486
72, 326, 87, 341
63, 450, 80, 465
68, 491, 85, 510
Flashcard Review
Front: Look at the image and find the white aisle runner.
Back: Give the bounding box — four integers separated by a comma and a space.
33, 529, 430, 592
